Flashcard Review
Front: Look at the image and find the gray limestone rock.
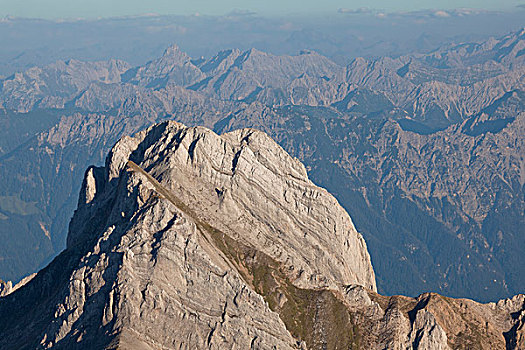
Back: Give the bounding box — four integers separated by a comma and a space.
0, 121, 523, 349
0, 121, 375, 349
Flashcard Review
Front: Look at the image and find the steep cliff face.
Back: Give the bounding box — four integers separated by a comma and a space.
0, 122, 375, 349
0, 121, 523, 349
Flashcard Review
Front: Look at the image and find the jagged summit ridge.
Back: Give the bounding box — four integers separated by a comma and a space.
0, 121, 376, 349
92, 121, 377, 291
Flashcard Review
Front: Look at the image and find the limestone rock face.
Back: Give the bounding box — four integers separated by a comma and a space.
0, 121, 375, 349
0, 121, 522, 349
100, 121, 377, 291
0, 31, 523, 301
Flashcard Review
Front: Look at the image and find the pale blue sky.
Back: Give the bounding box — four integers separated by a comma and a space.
0, 0, 523, 19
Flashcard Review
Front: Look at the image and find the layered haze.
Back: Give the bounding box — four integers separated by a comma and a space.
0, 9, 524, 76
0, 0, 522, 18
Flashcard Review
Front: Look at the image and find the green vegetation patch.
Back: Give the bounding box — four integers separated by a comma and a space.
206, 228, 361, 350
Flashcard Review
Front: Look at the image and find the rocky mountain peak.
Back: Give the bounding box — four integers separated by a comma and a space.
127, 45, 205, 88
1, 120, 524, 349
87, 121, 377, 290
161, 44, 190, 62
0, 121, 376, 348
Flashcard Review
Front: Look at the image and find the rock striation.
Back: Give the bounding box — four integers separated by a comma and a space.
343, 285, 525, 349
0, 122, 523, 349
0, 122, 376, 349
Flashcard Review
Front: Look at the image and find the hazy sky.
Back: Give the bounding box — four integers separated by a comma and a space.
0, 0, 524, 19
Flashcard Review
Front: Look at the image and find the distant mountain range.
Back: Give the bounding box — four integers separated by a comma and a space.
0, 28, 523, 302
1, 11, 524, 77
